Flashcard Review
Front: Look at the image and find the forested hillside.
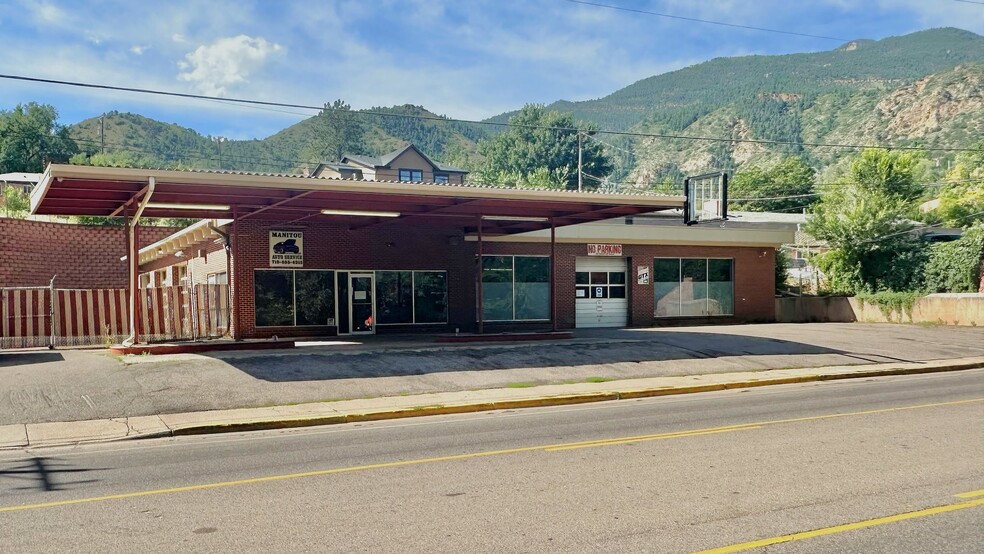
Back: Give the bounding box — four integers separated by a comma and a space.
69, 104, 486, 174
65, 28, 984, 185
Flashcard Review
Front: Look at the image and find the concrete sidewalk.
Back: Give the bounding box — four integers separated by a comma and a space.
5, 323, 984, 427
3, 355, 982, 450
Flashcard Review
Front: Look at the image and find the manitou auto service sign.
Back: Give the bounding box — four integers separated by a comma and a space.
270, 230, 304, 267
587, 243, 622, 256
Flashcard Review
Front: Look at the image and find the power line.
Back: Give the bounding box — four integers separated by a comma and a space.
583, 133, 635, 156
731, 192, 822, 202
11, 125, 975, 197
2, 73, 981, 154
560, 0, 849, 42
858, 209, 984, 245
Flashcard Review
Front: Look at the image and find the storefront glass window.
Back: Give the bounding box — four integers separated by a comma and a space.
482, 256, 550, 321
414, 272, 448, 323
482, 256, 514, 321
653, 258, 733, 317
680, 259, 708, 316
514, 257, 550, 320
375, 271, 414, 324
654, 258, 681, 317
707, 259, 734, 316
254, 270, 294, 326
295, 271, 336, 326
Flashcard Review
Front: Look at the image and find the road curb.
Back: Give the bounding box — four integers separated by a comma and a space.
159, 360, 984, 439
5, 359, 981, 448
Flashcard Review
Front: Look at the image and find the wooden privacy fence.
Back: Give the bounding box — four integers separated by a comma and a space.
140, 284, 230, 343
1, 284, 229, 349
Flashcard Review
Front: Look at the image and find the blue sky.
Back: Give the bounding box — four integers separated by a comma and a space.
1, 0, 982, 139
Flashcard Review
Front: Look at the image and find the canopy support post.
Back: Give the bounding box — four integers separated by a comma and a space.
476, 216, 484, 335
550, 217, 557, 333
122, 177, 154, 347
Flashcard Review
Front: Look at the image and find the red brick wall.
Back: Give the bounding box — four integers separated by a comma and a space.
224, 219, 776, 339
0, 218, 179, 288
230, 219, 475, 339
480, 242, 777, 328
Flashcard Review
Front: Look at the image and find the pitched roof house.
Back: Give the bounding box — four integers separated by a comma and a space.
312, 143, 467, 184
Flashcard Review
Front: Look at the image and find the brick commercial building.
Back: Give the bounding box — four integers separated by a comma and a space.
29, 162, 792, 343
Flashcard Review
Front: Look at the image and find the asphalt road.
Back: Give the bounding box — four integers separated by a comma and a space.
1, 370, 982, 553
3, 322, 984, 425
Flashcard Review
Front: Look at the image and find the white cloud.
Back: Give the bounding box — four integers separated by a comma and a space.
172, 33, 186, 43
875, 0, 984, 29
35, 1, 64, 23
130, 45, 146, 55
177, 35, 284, 96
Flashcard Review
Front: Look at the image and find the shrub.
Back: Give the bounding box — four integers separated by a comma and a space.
922, 225, 984, 293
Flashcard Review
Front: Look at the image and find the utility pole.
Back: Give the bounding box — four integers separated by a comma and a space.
100, 115, 105, 154
577, 131, 583, 192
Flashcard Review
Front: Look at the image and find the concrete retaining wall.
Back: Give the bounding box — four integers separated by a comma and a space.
776, 294, 984, 326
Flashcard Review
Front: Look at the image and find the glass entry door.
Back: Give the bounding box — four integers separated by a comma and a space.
350, 274, 375, 334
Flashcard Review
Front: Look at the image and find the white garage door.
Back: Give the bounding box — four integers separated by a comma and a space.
575, 257, 628, 328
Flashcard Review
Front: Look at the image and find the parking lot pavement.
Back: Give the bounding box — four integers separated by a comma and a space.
2, 323, 983, 426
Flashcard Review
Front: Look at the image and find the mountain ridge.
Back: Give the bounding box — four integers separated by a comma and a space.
64, 27, 983, 185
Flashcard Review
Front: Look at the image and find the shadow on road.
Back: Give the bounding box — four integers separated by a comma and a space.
0, 352, 65, 368
207, 330, 846, 382
0, 456, 107, 493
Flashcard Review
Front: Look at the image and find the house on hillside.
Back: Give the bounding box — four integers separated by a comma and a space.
0, 173, 41, 195
1, 173, 42, 215
312, 143, 467, 184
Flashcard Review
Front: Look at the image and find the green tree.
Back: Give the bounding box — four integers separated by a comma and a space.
301, 100, 368, 164
807, 149, 927, 293
2, 185, 30, 217
477, 104, 613, 190
69, 150, 158, 168
68, 151, 191, 227
936, 142, 984, 227
729, 157, 817, 212
848, 148, 924, 201
0, 103, 78, 172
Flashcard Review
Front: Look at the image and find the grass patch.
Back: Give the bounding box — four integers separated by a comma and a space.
506, 382, 536, 388
584, 376, 614, 383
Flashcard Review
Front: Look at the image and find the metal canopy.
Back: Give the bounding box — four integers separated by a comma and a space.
31, 165, 685, 234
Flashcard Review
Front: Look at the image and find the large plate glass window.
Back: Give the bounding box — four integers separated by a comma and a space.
375, 271, 414, 324
482, 256, 514, 321
414, 272, 448, 323
514, 257, 550, 320
254, 270, 294, 327
653, 259, 681, 317
372, 270, 448, 325
255, 269, 336, 327
653, 258, 733, 317
482, 255, 550, 321
295, 271, 336, 326
707, 259, 734, 315
680, 259, 708, 317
